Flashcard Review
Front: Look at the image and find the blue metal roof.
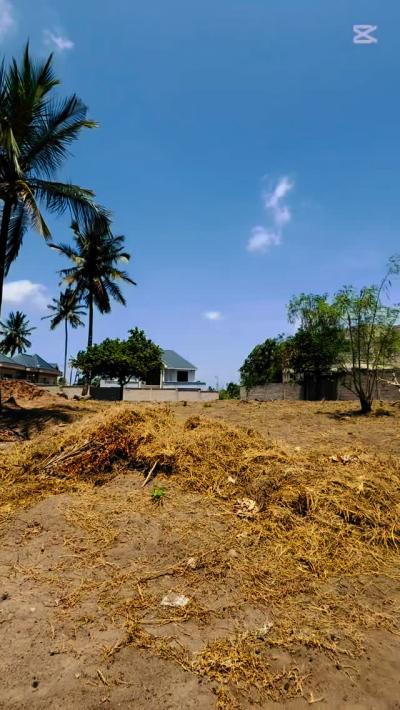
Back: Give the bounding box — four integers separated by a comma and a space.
0, 352, 24, 367
162, 350, 196, 370
11, 353, 61, 372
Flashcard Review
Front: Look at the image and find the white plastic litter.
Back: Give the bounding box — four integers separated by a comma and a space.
160, 592, 190, 608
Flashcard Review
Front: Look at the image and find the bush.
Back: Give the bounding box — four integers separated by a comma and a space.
219, 382, 240, 400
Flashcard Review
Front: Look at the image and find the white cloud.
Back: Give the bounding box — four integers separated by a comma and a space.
247, 226, 281, 253
247, 175, 294, 254
264, 176, 293, 210
43, 30, 74, 52
3, 281, 48, 310
0, 0, 15, 39
264, 176, 294, 228
203, 311, 222, 321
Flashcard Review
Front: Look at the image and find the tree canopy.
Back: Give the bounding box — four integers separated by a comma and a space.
286, 293, 345, 378
51, 220, 136, 348
42, 289, 85, 380
71, 328, 163, 400
0, 310, 35, 356
0, 43, 107, 315
333, 283, 400, 412
286, 274, 400, 413
240, 336, 285, 390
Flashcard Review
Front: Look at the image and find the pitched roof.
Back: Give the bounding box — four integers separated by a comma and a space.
162, 349, 196, 370
0, 352, 25, 367
12, 353, 61, 373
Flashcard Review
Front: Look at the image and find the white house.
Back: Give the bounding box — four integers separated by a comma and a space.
159, 350, 205, 389
100, 349, 206, 391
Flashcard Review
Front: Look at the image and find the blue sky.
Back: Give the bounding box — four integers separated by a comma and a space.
1, 0, 399, 386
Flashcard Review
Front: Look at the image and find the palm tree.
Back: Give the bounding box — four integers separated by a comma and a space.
51, 220, 136, 348
42, 289, 85, 380
0, 310, 35, 356
0, 43, 109, 316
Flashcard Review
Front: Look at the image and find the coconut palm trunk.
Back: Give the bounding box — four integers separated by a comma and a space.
88, 294, 94, 348
0, 200, 12, 317
0, 201, 12, 412
42, 289, 85, 388
51, 220, 136, 396
82, 294, 95, 394
64, 318, 68, 381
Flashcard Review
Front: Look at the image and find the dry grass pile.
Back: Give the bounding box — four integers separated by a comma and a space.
2, 402, 399, 704
1, 403, 399, 558
0, 379, 49, 401
0, 405, 162, 522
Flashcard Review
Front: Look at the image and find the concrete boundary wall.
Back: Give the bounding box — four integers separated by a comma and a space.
43, 385, 218, 403
123, 389, 218, 403
240, 383, 301, 401
241, 378, 400, 403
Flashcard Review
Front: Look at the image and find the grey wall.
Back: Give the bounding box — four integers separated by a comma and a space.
240, 383, 301, 401
241, 376, 400, 402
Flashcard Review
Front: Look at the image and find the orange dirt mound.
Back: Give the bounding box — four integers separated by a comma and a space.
0, 380, 50, 401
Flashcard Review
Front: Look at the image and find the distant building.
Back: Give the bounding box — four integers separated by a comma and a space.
0, 353, 61, 385
160, 350, 206, 389
100, 349, 207, 391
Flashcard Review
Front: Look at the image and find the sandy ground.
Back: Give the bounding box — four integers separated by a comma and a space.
175, 399, 400, 455
0, 398, 400, 709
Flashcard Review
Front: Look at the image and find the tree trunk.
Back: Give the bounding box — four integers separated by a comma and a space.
0, 199, 12, 318
119, 382, 124, 401
0, 199, 13, 413
82, 294, 94, 395
87, 294, 94, 348
360, 396, 372, 414
64, 319, 68, 382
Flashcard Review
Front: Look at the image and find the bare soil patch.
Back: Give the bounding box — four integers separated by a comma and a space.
0, 401, 399, 709
175, 399, 400, 455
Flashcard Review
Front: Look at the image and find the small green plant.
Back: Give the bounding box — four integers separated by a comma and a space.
151, 485, 166, 504
203, 402, 212, 408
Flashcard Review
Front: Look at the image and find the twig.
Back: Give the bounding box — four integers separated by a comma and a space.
43, 441, 91, 469
97, 669, 109, 686
141, 460, 159, 487
137, 566, 177, 583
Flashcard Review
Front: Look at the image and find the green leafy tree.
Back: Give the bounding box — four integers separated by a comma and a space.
0, 310, 35, 356
219, 382, 240, 400
71, 328, 163, 400
240, 336, 285, 390
51, 221, 136, 349
0, 43, 107, 316
286, 294, 345, 379
42, 288, 85, 380
125, 327, 164, 383
333, 281, 400, 413
226, 382, 240, 399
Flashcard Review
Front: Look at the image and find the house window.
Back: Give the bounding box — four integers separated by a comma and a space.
177, 370, 189, 383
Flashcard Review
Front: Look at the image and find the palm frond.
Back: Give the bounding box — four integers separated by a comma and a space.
0, 44, 103, 278
15, 179, 51, 237
0, 309, 35, 356
49, 241, 80, 260
41, 288, 86, 332
103, 277, 126, 305
29, 179, 110, 230
50, 221, 136, 342
23, 94, 97, 177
